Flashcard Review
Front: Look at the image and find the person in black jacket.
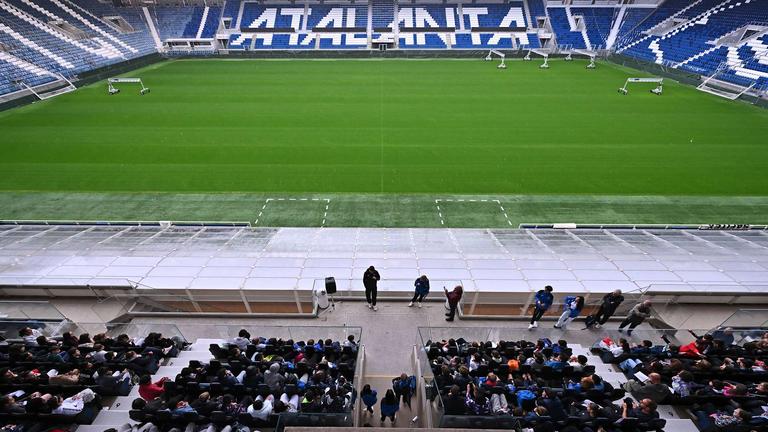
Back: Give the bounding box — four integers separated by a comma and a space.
95, 367, 132, 396
443, 385, 466, 415
363, 266, 381, 311
588, 290, 625, 328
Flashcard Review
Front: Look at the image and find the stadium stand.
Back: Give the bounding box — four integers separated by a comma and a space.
425, 336, 671, 431
152, 5, 222, 40
0, 326, 183, 427
617, 0, 768, 92
128, 332, 357, 430
1, 0, 768, 98
592, 329, 768, 431
572, 7, 615, 50
371, 0, 394, 31
527, 0, 546, 27
547, 7, 588, 50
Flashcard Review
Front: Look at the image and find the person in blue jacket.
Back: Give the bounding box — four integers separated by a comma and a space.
554, 295, 585, 329
361, 384, 377, 415
380, 389, 399, 425
528, 285, 554, 329
409, 275, 430, 308
392, 373, 415, 409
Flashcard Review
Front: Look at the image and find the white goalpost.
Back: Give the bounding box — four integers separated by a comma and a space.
484, 50, 507, 69
618, 77, 663, 95
108, 77, 150, 95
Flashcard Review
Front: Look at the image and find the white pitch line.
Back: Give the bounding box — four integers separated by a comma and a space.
493, 199, 513, 226
255, 198, 331, 227
322, 199, 330, 227
436, 198, 513, 226
434, 199, 445, 225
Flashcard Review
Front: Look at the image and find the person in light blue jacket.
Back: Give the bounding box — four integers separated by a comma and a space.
554, 296, 585, 330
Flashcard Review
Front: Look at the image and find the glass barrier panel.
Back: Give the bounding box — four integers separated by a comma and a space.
719, 309, 768, 329
275, 412, 354, 431
0, 301, 66, 320
440, 414, 524, 429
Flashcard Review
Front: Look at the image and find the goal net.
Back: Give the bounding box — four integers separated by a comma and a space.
618, 77, 663, 95
108, 77, 150, 95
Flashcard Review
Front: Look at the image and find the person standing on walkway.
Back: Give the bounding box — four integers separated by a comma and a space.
554, 295, 584, 329
619, 300, 652, 336
444, 285, 463, 322
409, 275, 430, 308
443, 285, 464, 321
363, 266, 381, 311
392, 373, 415, 409
380, 389, 399, 425
528, 285, 554, 329
361, 384, 377, 415
588, 290, 625, 328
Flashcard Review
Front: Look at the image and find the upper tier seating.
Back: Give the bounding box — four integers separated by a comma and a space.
527, 0, 546, 26
0, 0, 766, 98
572, 7, 614, 50
371, 0, 394, 30
152, 6, 222, 40
547, 7, 587, 49
615, 0, 692, 51
0, 0, 153, 96
618, 0, 768, 91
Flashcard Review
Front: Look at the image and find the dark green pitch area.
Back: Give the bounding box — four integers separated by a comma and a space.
0, 59, 766, 227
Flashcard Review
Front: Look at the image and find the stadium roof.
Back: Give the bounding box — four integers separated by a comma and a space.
0, 225, 767, 292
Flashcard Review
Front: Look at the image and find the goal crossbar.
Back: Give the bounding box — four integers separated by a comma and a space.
619, 77, 663, 95
108, 77, 150, 95
108, 78, 143, 84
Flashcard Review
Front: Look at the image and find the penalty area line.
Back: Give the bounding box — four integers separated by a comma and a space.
435, 198, 513, 227
254, 198, 331, 228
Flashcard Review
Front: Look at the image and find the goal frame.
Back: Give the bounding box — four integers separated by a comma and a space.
108, 77, 150, 95
618, 77, 663, 95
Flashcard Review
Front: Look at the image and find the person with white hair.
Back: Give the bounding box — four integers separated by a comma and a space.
619, 300, 652, 336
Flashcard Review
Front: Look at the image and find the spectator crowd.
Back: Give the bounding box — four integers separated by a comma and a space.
0, 327, 182, 432
128, 330, 359, 432
424, 336, 666, 431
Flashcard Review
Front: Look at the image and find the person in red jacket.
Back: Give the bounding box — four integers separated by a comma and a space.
444, 285, 463, 322
138, 375, 169, 400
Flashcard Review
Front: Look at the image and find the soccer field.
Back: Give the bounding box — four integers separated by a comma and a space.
1, 58, 767, 227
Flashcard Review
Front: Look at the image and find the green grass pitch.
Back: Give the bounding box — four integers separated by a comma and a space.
0, 58, 767, 227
